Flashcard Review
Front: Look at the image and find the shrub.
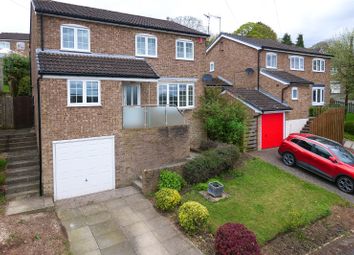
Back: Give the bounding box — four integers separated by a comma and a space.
197, 88, 247, 148
158, 170, 184, 191
3, 54, 30, 96
183, 145, 240, 184
193, 178, 222, 191
17, 75, 31, 96
199, 139, 219, 151
215, 223, 260, 255
178, 201, 209, 234
344, 121, 354, 135
155, 188, 181, 211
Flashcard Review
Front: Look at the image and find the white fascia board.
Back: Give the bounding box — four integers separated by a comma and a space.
217, 75, 233, 85
264, 48, 332, 59
206, 34, 262, 53
158, 77, 198, 83
42, 75, 158, 82
260, 70, 290, 85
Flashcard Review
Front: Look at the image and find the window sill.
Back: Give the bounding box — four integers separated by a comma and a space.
266, 66, 277, 69
175, 58, 195, 62
67, 104, 102, 108
60, 48, 91, 53
135, 54, 158, 59
290, 69, 305, 72
312, 70, 325, 73
312, 103, 324, 106
291, 98, 298, 101
178, 106, 195, 110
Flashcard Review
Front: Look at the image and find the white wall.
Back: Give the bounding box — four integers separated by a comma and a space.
285, 118, 308, 137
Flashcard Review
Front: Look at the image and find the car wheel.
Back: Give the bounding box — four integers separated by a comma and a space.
336, 176, 354, 194
282, 152, 296, 166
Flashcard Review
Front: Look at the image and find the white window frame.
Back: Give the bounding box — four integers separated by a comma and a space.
135, 34, 158, 58
123, 83, 141, 106
312, 58, 325, 72
289, 55, 304, 71
157, 83, 195, 109
210, 62, 215, 72
16, 42, 25, 50
266, 52, 277, 69
291, 87, 298, 100
175, 39, 194, 61
60, 25, 91, 52
0, 41, 10, 50
312, 87, 325, 106
67, 80, 101, 107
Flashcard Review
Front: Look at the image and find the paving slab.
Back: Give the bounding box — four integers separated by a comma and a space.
6, 196, 54, 216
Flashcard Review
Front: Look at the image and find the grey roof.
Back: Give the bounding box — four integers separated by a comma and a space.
32, 0, 208, 37
0, 33, 29, 41
261, 69, 313, 84
214, 33, 332, 57
203, 76, 231, 87
37, 51, 159, 79
226, 87, 292, 112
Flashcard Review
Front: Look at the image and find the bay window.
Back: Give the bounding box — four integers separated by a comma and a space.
158, 83, 194, 108
61, 25, 90, 52
312, 87, 324, 106
68, 80, 100, 106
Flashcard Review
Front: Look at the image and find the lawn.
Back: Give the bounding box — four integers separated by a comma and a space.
183, 158, 345, 245
1, 84, 10, 93
344, 112, 354, 141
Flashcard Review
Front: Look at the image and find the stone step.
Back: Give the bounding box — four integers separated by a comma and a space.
6, 165, 40, 177
132, 179, 142, 192
6, 190, 39, 200
7, 159, 39, 169
6, 173, 40, 185
7, 151, 38, 162
139, 175, 142, 181
6, 181, 40, 194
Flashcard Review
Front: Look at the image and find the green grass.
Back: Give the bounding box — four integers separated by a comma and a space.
0, 158, 6, 171
183, 158, 345, 245
344, 113, 354, 141
1, 84, 10, 93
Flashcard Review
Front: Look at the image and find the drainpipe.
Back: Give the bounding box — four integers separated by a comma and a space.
40, 14, 44, 51
37, 75, 43, 196
281, 84, 290, 103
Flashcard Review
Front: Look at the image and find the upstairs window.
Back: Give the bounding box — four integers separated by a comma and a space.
16, 42, 25, 50
68, 80, 100, 106
291, 87, 298, 100
135, 34, 157, 57
0, 41, 10, 50
158, 83, 194, 108
210, 62, 215, 72
312, 87, 324, 106
312, 58, 325, 72
61, 25, 90, 52
289, 56, 304, 71
176, 39, 194, 60
266, 52, 277, 69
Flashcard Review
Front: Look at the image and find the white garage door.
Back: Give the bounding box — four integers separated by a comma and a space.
53, 136, 115, 200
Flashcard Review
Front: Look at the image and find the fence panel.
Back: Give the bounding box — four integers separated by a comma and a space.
13, 96, 34, 129
334, 100, 354, 113
0, 95, 14, 129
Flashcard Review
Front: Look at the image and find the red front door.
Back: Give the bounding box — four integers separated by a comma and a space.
262, 113, 284, 149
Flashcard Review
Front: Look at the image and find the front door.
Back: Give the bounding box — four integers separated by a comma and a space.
123, 83, 141, 106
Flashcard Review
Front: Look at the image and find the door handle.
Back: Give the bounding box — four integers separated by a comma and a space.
85, 178, 88, 182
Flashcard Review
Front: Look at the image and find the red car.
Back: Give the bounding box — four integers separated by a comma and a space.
278, 133, 354, 194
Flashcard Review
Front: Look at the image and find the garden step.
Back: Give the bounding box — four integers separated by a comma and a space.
132, 179, 143, 192
6, 189, 39, 200
6, 173, 40, 185
6, 181, 40, 194
139, 175, 142, 181
6, 165, 39, 178
7, 159, 39, 169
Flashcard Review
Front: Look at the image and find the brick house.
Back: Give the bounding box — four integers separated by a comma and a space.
0, 33, 30, 57
30, 0, 208, 200
206, 33, 331, 150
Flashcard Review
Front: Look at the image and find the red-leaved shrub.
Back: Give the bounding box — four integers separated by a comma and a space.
215, 223, 260, 255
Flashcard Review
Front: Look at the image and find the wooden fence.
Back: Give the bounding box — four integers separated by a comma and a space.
309, 107, 345, 143
333, 100, 354, 113
0, 95, 33, 129
0, 94, 14, 129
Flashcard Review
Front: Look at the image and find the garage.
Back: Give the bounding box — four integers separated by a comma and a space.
53, 136, 115, 200
262, 113, 284, 149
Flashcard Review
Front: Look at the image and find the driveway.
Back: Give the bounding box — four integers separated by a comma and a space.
55, 187, 202, 255
250, 149, 354, 204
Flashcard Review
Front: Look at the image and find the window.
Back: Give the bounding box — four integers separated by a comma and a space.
158, 83, 194, 108
210, 62, 215, 72
311, 145, 331, 159
124, 84, 140, 106
176, 39, 194, 60
291, 87, 298, 100
312, 58, 325, 72
312, 87, 324, 106
266, 52, 277, 69
16, 42, 25, 50
61, 25, 90, 52
67, 80, 100, 106
292, 139, 312, 151
135, 34, 157, 57
0, 41, 10, 50
289, 56, 304, 71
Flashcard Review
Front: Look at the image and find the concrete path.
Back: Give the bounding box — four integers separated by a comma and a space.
55, 187, 203, 255
250, 149, 354, 204
6, 196, 54, 215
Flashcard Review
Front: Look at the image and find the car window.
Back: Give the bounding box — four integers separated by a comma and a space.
311, 145, 331, 159
329, 146, 354, 164
292, 138, 312, 151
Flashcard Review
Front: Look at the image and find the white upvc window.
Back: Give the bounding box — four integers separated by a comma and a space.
266, 52, 277, 69
158, 83, 194, 108
0, 41, 10, 50
123, 83, 141, 106
289, 55, 304, 71
176, 39, 194, 60
67, 80, 101, 107
312, 58, 325, 72
61, 25, 90, 52
312, 87, 325, 106
16, 42, 25, 50
291, 87, 298, 100
210, 62, 215, 72
135, 34, 157, 58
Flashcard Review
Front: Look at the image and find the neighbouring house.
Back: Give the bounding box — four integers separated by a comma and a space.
206, 33, 331, 150
0, 32, 30, 57
30, 0, 208, 200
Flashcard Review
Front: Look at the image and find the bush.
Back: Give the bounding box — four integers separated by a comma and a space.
158, 170, 184, 191
178, 201, 209, 234
3, 54, 30, 96
155, 188, 181, 211
199, 139, 219, 151
183, 144, 240, 184
17, 75, 31, 96
197, 88, 247, 148
215, 223, 260, 255
344, 121, 354, 135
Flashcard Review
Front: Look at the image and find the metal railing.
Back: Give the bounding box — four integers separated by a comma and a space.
123, 104, 185, 129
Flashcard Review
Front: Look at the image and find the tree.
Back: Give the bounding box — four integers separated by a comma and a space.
3, 54, 30, 96
169, 16, 207, 33
281, 33, 293, 45
296, 34, 305, 47
328, 30, 354, 113
234, 22, 277, 40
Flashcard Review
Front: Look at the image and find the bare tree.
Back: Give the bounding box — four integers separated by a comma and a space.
169, 16, 207, 33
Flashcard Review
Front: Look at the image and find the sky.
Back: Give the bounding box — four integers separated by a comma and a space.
1, 0, 353, 47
